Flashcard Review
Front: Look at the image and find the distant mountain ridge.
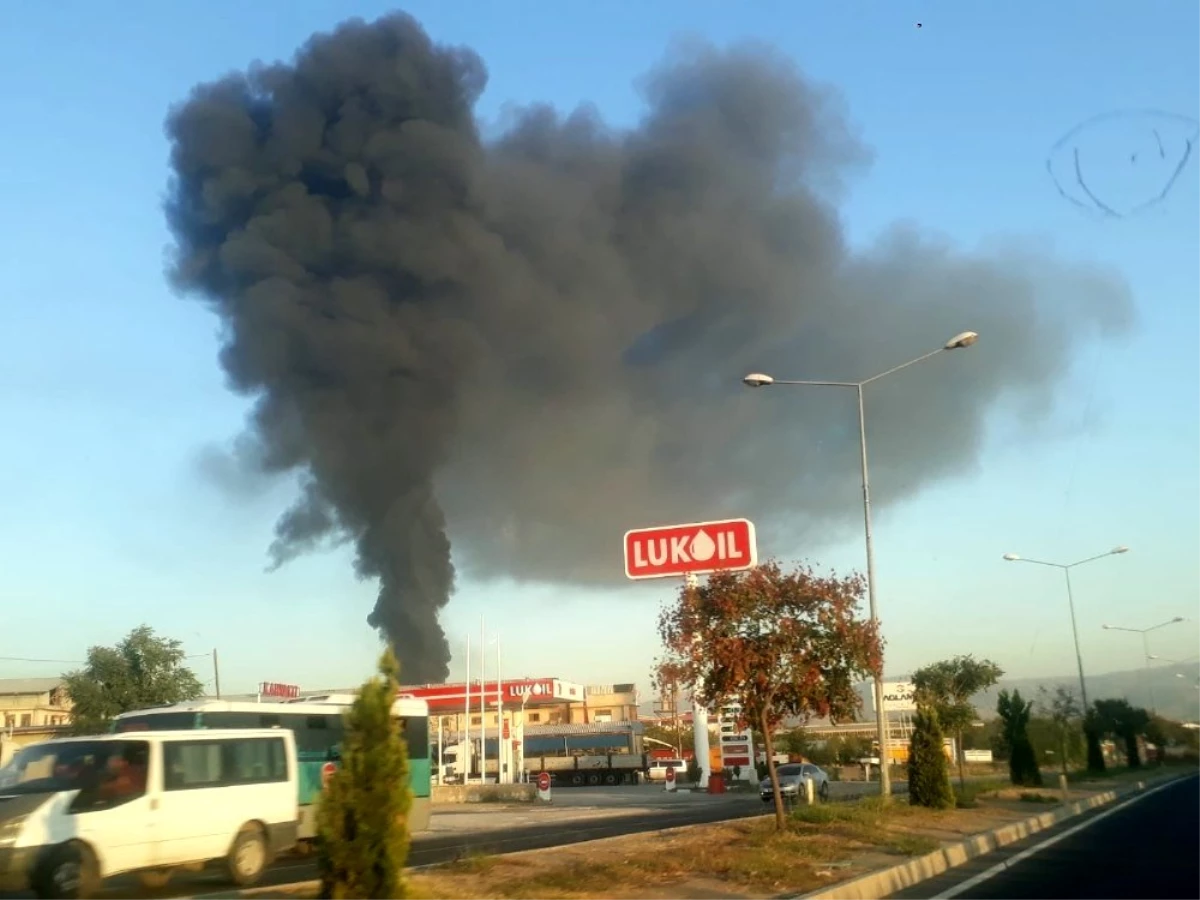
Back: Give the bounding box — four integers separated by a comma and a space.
863, 662, 1200, 723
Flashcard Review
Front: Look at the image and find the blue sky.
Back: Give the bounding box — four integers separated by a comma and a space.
2, 1, 1197, 699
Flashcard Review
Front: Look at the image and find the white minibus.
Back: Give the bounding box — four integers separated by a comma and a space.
0, 729, 298, 898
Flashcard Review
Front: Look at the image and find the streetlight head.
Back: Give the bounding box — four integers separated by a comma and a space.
743, 373, 775, 388
944, 331, 979, 350
1111, 545, 1130, 555
1172, 616, 1186, 623
1101, 624, 1113, 630
1002, 553, 1020, 561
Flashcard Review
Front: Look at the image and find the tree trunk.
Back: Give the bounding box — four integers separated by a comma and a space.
1059, 731, 1068, 779
760, 708, 787, 832
955, 728, 966, 792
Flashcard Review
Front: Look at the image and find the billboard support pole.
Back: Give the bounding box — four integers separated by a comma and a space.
685, 572, 711, 790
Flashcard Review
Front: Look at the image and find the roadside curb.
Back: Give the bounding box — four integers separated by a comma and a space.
790, 774, 1186, 900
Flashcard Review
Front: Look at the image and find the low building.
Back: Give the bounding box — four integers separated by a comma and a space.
0, 678, 73, 765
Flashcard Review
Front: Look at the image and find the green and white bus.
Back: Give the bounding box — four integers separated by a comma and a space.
111, 694, 431, 840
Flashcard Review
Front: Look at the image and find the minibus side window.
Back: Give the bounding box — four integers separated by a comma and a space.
163, 737, 290, 791
69, 740, 151, 814
227, 737, 289, 784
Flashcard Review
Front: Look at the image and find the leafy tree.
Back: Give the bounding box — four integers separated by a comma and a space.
317, 648, 411, 899
1036, 686, 1083, 778
781, 727, 813, 761
62, 625, 205, 734
642, 723, 693, 754
1091, 698, 1151, 769
648, 657, 692, 755
912, 655, 1004, 792
656, 559, 882, 831
907, 706, 954, 809
997, 690, 1042, 786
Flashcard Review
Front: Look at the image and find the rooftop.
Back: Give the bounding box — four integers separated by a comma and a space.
0, 678, 63, 697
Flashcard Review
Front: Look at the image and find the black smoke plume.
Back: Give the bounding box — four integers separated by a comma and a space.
165, 14, 1134, 683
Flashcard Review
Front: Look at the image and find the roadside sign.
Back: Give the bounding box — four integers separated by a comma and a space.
664, 765, 677, 792
870, 681, 916, 712
536, 771, 552, 802
321, 761, 337, 788
623, 518, 758, 580
259, 682, 300, 699
665, 766, 676, 782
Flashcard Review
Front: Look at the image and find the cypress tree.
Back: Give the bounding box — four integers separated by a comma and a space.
998, 689, 1043, 787
317, 648, 412, 899
908, 706, 954, 809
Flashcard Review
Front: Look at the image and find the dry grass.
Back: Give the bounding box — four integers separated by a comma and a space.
406, 796, 1037, 900
244, 771, 1184, 900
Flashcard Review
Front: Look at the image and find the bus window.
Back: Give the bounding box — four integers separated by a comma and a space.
275, 713, 344, 754
198, 712, 256, 730
399, 718, 429, 760
112, 712, 198, 732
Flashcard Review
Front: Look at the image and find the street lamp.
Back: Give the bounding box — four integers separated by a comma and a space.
1100, 617, 1189, 715
1001, 546, 1130, 709
743, 330, 979, 799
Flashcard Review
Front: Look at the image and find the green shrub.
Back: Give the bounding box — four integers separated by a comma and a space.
907, 707, 954, 809
317, 648, 412, 899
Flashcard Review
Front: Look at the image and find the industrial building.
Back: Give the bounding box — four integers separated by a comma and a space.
0, 678, 73, 765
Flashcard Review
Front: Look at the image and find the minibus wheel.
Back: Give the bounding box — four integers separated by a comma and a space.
33, 841, 100, 900
227, 824, 269, 887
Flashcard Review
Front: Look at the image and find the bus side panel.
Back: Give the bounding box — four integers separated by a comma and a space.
296, 753, 324, 807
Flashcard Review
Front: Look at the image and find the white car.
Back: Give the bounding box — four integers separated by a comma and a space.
760, 762, 830, 803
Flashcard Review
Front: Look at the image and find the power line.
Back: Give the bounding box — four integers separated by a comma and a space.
2, 652, 213, 664
0, 656, 84, 664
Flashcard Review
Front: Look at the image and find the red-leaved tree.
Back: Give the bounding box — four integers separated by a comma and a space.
657, 559, 882, 830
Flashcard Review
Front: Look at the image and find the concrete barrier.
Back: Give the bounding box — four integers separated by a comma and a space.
433, 783, 537, 804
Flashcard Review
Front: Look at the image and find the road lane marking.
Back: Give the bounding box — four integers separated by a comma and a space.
931, 775, 1194, 899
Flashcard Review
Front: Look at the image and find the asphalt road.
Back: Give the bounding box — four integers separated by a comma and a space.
890, 772, 1200, 900
0, 779, 908, 899
151, 801, 773, 898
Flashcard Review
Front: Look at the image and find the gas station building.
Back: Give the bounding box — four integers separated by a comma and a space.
398, 678, 640, 736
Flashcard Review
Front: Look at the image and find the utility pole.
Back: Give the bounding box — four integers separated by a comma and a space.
212, 649, 222, 699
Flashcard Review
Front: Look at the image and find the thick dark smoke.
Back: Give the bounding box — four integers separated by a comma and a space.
166, 14, 1134, 683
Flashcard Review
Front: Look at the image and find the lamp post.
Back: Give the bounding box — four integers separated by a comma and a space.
1102, 618, 1188, 714
1001, 546, 1130, 710
743, 330, 979, 798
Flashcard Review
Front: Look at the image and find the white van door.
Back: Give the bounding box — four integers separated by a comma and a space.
154, 735, 292, 866
60, 739, 159, 877
154, 738, 237, 864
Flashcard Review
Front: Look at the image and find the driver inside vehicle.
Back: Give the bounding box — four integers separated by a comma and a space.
97, 744, 149, 802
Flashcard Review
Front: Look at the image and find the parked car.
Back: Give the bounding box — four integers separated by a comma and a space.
759, 762, 830, 803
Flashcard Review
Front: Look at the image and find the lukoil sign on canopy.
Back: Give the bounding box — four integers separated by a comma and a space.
623, 518, 758, 580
